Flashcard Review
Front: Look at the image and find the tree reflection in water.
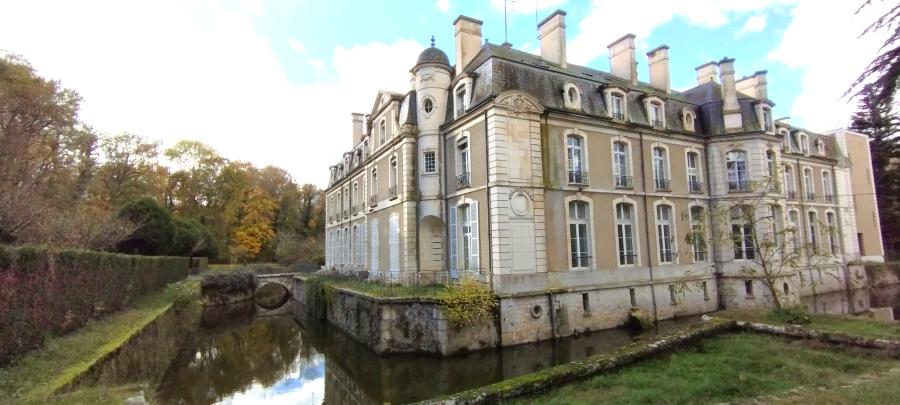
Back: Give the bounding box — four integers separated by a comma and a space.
156, 305, 320, 404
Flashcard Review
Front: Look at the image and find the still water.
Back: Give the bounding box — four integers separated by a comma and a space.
152, 300, 698, 404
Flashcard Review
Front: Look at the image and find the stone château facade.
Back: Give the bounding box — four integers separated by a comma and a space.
323, 10, 885, 346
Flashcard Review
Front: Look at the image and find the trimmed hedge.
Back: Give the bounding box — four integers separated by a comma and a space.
0, 245, 189, 365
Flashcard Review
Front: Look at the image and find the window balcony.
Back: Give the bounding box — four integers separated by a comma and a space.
659, 251, 675, 263
618, 253, 637, 265
689, 180, 704, 194
342, 209, 348, 219
614, 175, 634, 189
568, 170, 589, 185
368, 195, 378, 207
351, 205, 359, 216
824, 194, 835, 203
786, 190, 797, 200
456, 172, 471, 189
651, 119, 664, 128
728, 180, 750, 192
693, 251, 708, 262
611, 112, 626, 121
805, 192, 816, 202
570, 254, 592, 268
654, 178, 671, 192
389, 185, 398, 199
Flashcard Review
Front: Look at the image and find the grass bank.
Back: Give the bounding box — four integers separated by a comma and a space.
0, 279, 198, 404
717, 309, 900, 340
513, 333, 898, 405
305, 274, 445, 299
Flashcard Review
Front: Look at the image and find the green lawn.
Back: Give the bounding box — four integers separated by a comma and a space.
0, 280, 197, 404
514, 333, 898, 405
306, 274, 446, 299
717, 309, 900, 340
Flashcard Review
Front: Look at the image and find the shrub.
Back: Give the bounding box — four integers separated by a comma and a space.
768, 305, 812, 325
437, 279, 498, 327
170, 217, 218, 259
0, 245, 189, 365
200, 270, 257, 305
116, 198, 175, 256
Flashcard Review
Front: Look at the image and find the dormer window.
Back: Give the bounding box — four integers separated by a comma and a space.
563, 82, 582, 110
454, 80, 470, 119
799, 133, 810, 155
648, 101, 664, 128
605, 88, 627, 121
379, 119, 387, 146
761, 106, 774, 133
816, 139, 826, 155
682, 109, 696, 132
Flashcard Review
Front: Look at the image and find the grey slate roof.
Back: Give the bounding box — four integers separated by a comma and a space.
416, 46, 450, 67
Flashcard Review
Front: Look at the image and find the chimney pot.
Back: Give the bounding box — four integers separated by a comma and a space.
454, 15, 483, 75
647, 45, 670, 93
351, 113, 364, 146
695, 61, 718, 84
538, 9, 567, 68
608, 34, 637, 84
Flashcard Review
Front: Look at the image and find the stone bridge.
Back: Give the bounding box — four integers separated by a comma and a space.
254, 273, 304, 315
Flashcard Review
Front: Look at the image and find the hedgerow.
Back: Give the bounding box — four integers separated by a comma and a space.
0, 245, 189, 365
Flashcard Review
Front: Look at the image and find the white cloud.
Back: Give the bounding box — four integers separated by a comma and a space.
238, 0, 265, 16
490, 0, 567, 15
288, 37, 307, 54
436, 0, 452, 13
308, 58, 326, 74
769, 0, 892, 131
0, 0, 422, 187
567, 0, 792, 66
736, 14, 767, 37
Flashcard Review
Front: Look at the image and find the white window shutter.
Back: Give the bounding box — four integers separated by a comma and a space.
449, 207, 457, 279
470, 201, 479, 273
389, 214, 400, 277
370, 220, 379, 274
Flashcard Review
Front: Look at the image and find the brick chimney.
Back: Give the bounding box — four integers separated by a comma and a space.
352, 113, 364, 146
608, 34, 637, 84
538, 10, 567, 68
454, 15, 483, 75
647, 45, 670, 93
718, 58, 743, 131
695, 61, 718, 84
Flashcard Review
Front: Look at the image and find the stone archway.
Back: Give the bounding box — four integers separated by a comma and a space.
420, 215, 445, 273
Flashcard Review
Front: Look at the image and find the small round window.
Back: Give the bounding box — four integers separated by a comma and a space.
423, 98, 434, 114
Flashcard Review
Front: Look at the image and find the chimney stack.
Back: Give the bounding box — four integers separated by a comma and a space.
538, 10, 567, 68
718, 58, 743, 131
608, 34, 637, 84
352, 113, 364, 146
735, 70, 767, 100
647, 45, 670, 93
695, 61, 718, 84
454, 15, 483, 75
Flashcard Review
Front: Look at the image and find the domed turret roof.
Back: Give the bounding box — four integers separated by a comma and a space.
415, 36, 450, 67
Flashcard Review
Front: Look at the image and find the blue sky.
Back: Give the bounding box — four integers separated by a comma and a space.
0, 0, 891, 186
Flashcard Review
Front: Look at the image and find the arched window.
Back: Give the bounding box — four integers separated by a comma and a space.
690, 206, 707, 261
687, 151, 702, 193
731, 206, 755, 260
826, 212, 838, 254
568, 200, 591, 268
652, 147, 670, 191
606, 89, 627, 120
656, 204, 675, 263
784, 165, 796, 199
803, 168, 815, 201
726, 151, 749, 192
566, 135, 587, 184
807, 211, 819, 253
613, 141, 631, 188
822, 171, 834, 202
648, 100, 664, 128
616, 203, 636, 265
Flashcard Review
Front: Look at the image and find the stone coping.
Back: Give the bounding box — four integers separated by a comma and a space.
735, 320, 900, 353
290, 274, 443, 304
418, 319, 735, 405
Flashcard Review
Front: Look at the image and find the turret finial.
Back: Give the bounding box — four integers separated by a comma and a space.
430, 35, 435, 47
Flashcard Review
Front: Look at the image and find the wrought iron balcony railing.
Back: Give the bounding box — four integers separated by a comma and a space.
618, 253, 637, 266
693, 251, 708, 262
689, 180, 704, 194
568, 170, 589, 185
786, 190, 797, 200
611, 112, 625, 121
728, 180, 750, 192
368, 195, 378, 207
614, 175, 634, 189
805, 192, 816, 202
659, 251, 675, 263
388, 185, 398, 199
570, 254, 592, 268
651, 119, 664, 128
456, 172, 471, 189
655, 178, 671, 192
824, 194, 835, 203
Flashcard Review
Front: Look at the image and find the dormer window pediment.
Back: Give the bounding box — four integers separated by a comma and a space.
604, 87, 628, 121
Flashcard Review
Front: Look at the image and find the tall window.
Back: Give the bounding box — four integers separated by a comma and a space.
799, 133, 809, 155
423, 151, 436, 174
568, 201, 591, 268
787, 210, 800, 253
656, 205, 674, 263
649, 101, 663, 127
690, 206, 707, 261
823, 171, 834, 202
454, 85, 467, 118
808, 211, 819, 253
459, 203, 479, 272
352, 182, 359, 210
826, 212, 838, 254
389, 156, 398, 196
762, 107, 773, 132
687, 152, 702, 193
567, 135, 587, 184
726, 151, 749, 191
731, 206, 755, 259
613, 142, 631, 188
770, 204, 784, 251
456, 138, 470, 188
803, 168, 814, 200
610, 93, 625, 120
370, 219, 379, 274
616, 203, 636, 265
370, 168, 378, 200
784, 166, 796, 198
379, 119, 386, 145
652, 147, 669, 191
766, 150, 776, 178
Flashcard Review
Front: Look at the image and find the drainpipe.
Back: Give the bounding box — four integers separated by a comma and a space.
638, 131, 660, 323
703, 141, 725, 309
